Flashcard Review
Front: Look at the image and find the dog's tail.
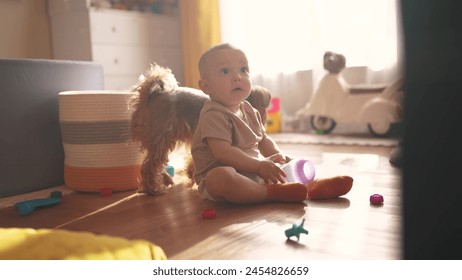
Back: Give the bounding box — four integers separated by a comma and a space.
129, 64, 178, 147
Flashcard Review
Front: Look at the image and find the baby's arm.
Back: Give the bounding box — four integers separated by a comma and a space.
258, 136, 291, 164
207, 137, 286, 184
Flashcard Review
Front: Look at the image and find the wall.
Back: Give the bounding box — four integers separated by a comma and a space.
0, 0, 52, 59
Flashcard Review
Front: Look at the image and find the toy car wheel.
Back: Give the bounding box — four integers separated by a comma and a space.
367, 121, 391, 137
310, 116, 336, 134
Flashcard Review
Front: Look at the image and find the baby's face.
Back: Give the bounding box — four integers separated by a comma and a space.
200, 48, 252, 112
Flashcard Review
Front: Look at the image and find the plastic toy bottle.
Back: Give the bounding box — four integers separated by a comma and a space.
280, 159, 316, 184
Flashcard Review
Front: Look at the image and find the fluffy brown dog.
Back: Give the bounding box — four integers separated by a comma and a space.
245, 84, 272, 124
129, 64, 271, 195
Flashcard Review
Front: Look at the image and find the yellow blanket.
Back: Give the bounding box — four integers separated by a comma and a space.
0, 228, 166, 260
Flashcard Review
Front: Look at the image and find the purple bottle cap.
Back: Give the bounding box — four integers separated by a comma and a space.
294, 159, 316, 183
370, 194, 384, 204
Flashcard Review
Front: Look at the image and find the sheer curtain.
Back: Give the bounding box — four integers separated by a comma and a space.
219, 0, 402, 118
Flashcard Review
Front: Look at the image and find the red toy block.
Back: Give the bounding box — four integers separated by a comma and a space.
202, 208, 216, 219
100, 188, 113, 197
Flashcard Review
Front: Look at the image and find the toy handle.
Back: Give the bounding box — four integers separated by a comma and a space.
294, 159, 316, 184
15, 191, 62, 216
15, 197, 60, 216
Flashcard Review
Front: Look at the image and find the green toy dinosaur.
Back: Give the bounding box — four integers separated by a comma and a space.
285, 218, 309, 241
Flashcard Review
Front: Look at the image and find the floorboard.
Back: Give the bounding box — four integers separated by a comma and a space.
0, 137, 402, 259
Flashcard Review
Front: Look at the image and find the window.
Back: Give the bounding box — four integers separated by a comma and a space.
219, 0, 400, 76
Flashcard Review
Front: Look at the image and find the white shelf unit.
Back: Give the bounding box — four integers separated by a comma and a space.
47, 0, 183, 90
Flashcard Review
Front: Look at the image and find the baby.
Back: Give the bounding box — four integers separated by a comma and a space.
191, 43, 352, 204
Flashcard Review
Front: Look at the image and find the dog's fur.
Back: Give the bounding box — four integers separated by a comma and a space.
245, 85, 271, 124
129, 64, 271, 195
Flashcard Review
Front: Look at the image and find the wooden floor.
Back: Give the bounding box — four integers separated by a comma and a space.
0, 137, 402, 260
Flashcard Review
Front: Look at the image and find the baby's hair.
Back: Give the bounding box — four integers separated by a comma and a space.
198, 43, 244, 78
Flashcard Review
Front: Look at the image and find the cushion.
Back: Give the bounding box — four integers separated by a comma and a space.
0, 59, 104, 197
0, 228, 166, 260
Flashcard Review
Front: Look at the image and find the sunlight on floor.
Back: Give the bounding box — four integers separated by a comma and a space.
315, 152, 381, 178
324, 152, 380, 170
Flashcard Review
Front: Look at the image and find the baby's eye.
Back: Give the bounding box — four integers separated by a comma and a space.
220, 68, 230, 75
240, 66, 250, 74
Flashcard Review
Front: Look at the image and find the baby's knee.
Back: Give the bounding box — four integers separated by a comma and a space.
206, 166, 237, 187
202, 166, 237, 198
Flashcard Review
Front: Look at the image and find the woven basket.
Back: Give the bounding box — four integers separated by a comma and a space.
59, 90, 142, 192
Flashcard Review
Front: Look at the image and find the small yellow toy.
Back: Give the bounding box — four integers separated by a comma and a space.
265, 97, 281, 133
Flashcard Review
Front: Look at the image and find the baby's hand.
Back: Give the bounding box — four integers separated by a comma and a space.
257, 159, 287, 184
267, 153, 291, 164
